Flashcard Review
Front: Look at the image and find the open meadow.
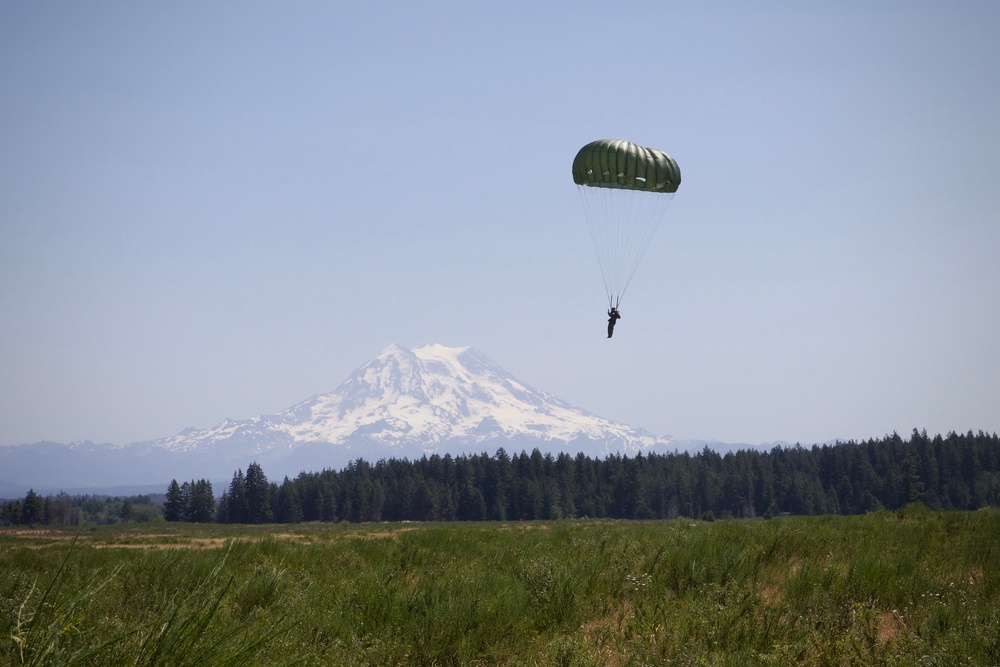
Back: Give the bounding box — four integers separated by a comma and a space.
2, 508, 998, 666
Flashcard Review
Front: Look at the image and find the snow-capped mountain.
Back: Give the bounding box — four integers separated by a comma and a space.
1, 344, 678, 492
153, 343, 671, 458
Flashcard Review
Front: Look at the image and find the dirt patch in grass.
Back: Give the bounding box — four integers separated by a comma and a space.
350, 527, 417, 540
93, 537, 230, 550
99, 533, 318, 549
0, 528, 76, 538
878, 611, 908, 644
760, 585, 782, 605
495, 523, 552, 532
1, 530, 323, 550
578, 601, 635, 667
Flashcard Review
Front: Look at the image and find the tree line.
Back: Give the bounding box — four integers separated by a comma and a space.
3, 429, 997, 527
183, 428, 1000, 524
0, 490, 162, 527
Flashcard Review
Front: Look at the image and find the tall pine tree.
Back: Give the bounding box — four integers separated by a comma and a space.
164, 480, 184, 522
227, 469, 249, 523
245, 462, 272, 524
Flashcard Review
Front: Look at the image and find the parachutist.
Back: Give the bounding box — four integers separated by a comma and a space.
573, 140, 680, 318
607, 307, 621, 338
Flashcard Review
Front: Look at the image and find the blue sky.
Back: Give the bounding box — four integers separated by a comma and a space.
2, 2, 998, 447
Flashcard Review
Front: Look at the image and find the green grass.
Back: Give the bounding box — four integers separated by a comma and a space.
2, 509, 998, 665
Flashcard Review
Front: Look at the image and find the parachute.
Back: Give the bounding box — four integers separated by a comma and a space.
573, 139, 681, 309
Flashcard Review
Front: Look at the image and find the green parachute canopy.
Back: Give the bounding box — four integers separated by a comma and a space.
572, 139, 681, 308
572, 139, 680, 193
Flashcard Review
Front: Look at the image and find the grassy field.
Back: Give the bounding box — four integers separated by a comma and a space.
1, 507, 998, 666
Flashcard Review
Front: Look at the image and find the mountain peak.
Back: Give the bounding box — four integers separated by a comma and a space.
378, 343, 474, 363
2, 343, 679, 488
376, 342, 412, 358
141, 344, 672, 475
412, 343, 472, 357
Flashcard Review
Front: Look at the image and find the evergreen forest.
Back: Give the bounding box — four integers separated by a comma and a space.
3, 429, 998, 527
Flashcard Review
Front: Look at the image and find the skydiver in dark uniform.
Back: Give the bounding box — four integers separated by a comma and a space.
607, 307, 621, 338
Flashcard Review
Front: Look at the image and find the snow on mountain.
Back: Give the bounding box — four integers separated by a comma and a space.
154, 343, 673, 457
1, 344, 679, 490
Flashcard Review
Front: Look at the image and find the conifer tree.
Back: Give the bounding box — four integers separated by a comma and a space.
180, 482, 193, 521
227, 469, 249, 523
245, 462, 272, 523
188, 480, 216, 523
216, 491, 230, 523
164, 480, 185, 522
275, 477, 303, 523
21, 489, 41, 527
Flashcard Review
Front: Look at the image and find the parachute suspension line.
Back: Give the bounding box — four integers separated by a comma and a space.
577, 184, 674, 308
578, 184, 614, 303
617, 188, 674, 302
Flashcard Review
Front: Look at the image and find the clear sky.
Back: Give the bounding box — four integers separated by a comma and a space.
2, 2, 999, 448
